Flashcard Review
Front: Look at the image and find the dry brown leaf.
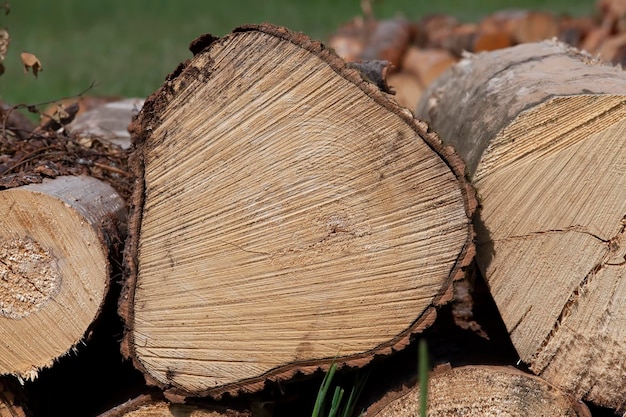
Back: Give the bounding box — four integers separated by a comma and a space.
20, 51, 42, 78
0, 28, 9, 62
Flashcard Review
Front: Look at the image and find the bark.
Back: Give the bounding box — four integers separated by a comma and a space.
415, 39, 626, 411
0, 175, 126, 379
97, 394, 251, 417
363, 365, 591, 417
121, 23, 476, 398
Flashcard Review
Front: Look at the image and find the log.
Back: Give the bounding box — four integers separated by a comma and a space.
415, 40, 626, 411
0, 376, 30, 417
0, 175, 126, 379
358, 17, 413, 69
363, 365, 591, 416
121, 24, 476, 398
97, 394, 251, 417
401, 47, 457, 88
386, 71, 423, 112
66, 97, 145, 150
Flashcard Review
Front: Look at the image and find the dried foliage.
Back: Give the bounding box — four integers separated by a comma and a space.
20, 52, 42, 78
0, 127, 132, 200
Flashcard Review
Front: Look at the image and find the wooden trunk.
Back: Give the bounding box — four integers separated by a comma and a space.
415, 40, 626, 411
97, 394, 251, 417
0, 175, 126, 379
121, 23, 476, 398
363, 365, 591, 416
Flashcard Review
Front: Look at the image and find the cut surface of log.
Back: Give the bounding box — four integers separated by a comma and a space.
122, 24, 475, 397
415, 40, 626, 411
0, 175, 126, 379
363, 365, 591, 417
98, 394, 251, 417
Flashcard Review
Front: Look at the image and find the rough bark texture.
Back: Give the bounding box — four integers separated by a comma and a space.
0, 175, 126, 379
415, 40, 626, 411
363, 365, 591, 417
121, 23, 476, 398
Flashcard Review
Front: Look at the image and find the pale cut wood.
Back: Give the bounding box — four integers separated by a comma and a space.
98, 394, 251, 417
363, 365, 591, 417
67, 98, 145, 150
386, 71, 423, 112
415, 40, 626, 411
122, 24, 476, 398
0, 175, 126, 379
401, 47, 457, 88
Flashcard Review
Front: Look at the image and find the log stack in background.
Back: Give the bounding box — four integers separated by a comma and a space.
328, 0, 626, 113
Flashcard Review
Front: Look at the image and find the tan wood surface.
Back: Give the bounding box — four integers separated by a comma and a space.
415, 40, 626, 411
121, 23, 476, 398
0, 175, 126, 379
364, 365, 591, 417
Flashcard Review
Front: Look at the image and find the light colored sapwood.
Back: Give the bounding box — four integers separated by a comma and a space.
416, 39, 626, 412
364, 365, 591, 417
122, 23, 476, 397
0, 175, 126, 379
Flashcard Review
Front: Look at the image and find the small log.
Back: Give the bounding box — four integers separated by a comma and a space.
510, 11, 560, 44
0, 175, 126, 379
97, 394, 251, 417
401, 47, 457, 87
39, 96, 121, 128
363, 365, 591, 416
121, 23, 476, 398
557, 15, 596, 47
596, 31, 626, 65
386, 71, 423, 112
66, 98, 145, 150
437, 23, 477, 57
418, 14, 460, 49
415, 40, 626, 411
327, 17, 373, 63
358, 17, 413, 69
472, 30, 513, 52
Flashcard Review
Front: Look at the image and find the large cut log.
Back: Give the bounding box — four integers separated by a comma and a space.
415, 40, 626, 411
363, 365, 591, 416
121, 24, 476, 398
0, 175, 126, 379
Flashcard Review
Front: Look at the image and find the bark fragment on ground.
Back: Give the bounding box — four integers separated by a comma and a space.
415, 39, 626, 411
121, 23, 476, 398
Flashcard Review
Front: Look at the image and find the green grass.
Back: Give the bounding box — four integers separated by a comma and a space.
0, 0, 596, 107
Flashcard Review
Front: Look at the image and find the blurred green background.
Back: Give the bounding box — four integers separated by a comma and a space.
0, 0, 596, 107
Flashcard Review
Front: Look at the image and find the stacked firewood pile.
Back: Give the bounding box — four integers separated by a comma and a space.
328, 0, 626, 112
0, 2, 626, 417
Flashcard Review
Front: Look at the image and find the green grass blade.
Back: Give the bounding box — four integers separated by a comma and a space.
328, 386, 345, 417
418, 339, 429, 417
342, 367, 370, 417
312, 362, 338, 417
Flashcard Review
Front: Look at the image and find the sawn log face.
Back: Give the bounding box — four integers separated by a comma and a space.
415, 40, 626, 411
121, 23, 475, 397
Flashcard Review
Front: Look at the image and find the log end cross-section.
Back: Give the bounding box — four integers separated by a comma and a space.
416, 39, 626, 411
0, 175, 126, 380
121, 24, 476, 398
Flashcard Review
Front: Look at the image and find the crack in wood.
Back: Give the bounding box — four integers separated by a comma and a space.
532, 215, 626, 374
